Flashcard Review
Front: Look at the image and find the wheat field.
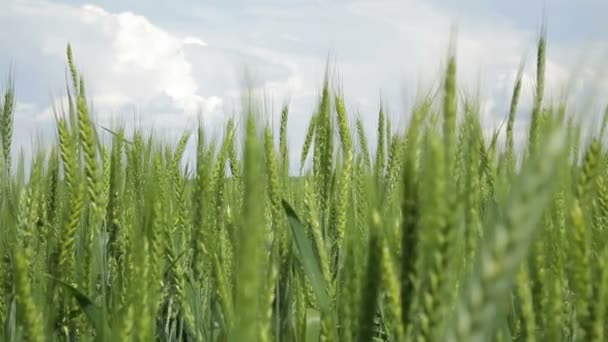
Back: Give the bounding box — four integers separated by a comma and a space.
0, 32, 607, 342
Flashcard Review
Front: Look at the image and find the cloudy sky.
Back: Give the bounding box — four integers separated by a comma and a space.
1, 0, 607, 170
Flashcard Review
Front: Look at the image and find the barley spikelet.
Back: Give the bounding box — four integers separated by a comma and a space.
279, 103, 289, 182
374, 106, 386, 181
529, 28, 546, 151
506, 60, 525, 172
443, 124, 566, 342
300, 113, 316, 173
0, 72, 15, 174
235, 108, 266, 341
14, 189, 45, 342
356, 117, 371, 170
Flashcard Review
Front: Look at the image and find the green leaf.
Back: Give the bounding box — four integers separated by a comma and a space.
45, 275, 112, 341
305, 308, 321, 342
282, 199, 330, 313
97, 124, 133, 144
162, 249, 189, 279
499, 317, 513, 341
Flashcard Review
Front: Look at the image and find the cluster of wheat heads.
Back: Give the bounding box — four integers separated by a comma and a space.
1, 33, 608, 342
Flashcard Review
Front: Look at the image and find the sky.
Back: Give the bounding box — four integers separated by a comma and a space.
1, 0, 607, 171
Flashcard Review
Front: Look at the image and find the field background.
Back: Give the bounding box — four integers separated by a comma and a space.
2, 1, 608, 342
1, 32, 608, 341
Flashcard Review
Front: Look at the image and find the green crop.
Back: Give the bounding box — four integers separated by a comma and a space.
0, 31, 606, 342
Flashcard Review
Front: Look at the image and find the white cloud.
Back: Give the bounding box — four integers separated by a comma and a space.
1, 0, 607, 172
183, 36, 208, 47
2, 1, 223, 129
78, 5, 218, 117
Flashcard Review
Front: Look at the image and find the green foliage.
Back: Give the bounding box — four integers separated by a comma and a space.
0, 34, 606, 342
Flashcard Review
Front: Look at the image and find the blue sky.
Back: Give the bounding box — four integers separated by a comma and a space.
1, 0, 606, 169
